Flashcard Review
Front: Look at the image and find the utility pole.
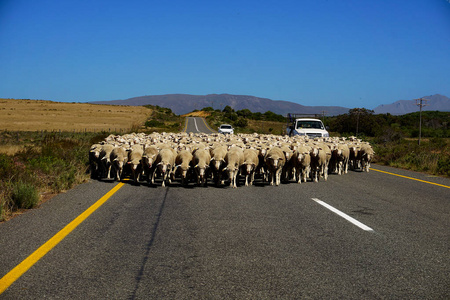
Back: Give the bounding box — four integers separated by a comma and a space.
321, 110, 327, 124
354, 108, 361, 137
415, 97, 429, 145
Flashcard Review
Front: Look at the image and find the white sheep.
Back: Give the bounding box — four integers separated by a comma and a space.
110, 146, 128, 181
192, 147, 211, 186
293, 145, 311, 183
264, 146, 285, 186
241, 148, 259, 186
100, 143, 115, 179
309, 143, 329, 182
174, 149, 193, 185
142, 145, 159, 184
89, 143, 103, 179
360, 143, 374, 172
128, 144, 144, 183
209, 145, 228, 186
155, 147, 177, 187
224, 146, 244, 188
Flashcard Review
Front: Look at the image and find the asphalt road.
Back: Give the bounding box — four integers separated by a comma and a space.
0, 123, 449, 299
184, 117, 216, 134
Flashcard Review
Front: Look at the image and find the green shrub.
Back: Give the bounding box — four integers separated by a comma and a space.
145, 120, 164, 128
11, 181, 39, 209
437, 156, 450, 177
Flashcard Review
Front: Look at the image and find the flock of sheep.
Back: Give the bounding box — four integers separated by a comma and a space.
89, 132, 374, 188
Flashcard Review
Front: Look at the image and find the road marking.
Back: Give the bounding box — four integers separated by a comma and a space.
193, 117, 200, 132
182, 118, 188, 133
0, 182, 125, 294
370, 168, 450, 189
201, 117, 216, 133
312, 198, 374, 232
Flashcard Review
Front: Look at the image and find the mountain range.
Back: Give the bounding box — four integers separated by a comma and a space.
91, 93, 450, 116
373, 94, 450, 115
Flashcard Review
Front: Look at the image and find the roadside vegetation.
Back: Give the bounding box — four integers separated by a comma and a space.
324, 109, 449, 177
0, 131, 108, 221
0, 102, 448, 221
142, 105, 184, 133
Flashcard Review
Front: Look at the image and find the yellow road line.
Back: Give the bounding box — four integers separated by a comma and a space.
0, 182, 125, 294
200, 117, 216, 133
182, 117, 188, 133
370, 168, 450, 189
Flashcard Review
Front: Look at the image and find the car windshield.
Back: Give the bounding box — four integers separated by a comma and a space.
296, 121, 323, 129
221, 125, 232, 129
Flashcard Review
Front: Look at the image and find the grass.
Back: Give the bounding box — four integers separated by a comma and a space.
0, 131, 103, 221
371, 137, 450, 177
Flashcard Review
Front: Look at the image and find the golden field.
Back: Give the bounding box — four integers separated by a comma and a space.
0, 99, 152, 132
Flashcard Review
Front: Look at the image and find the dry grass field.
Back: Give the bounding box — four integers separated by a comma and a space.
0, 98, 152, 132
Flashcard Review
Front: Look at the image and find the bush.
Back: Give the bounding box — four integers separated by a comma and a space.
234, 118, 248, 128
11, 181, 39, 209
437, 156, 450, 177
145, 120, 164, 128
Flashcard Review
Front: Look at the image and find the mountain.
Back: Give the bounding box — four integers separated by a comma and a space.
90, 94, 350, 116
373, 94, 450, 115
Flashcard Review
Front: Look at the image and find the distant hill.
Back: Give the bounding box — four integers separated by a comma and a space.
373, 94, 450, 115
90, 94, 350, 116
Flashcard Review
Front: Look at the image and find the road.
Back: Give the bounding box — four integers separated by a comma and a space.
183, 117, 216, 134
0, 120, 449, 298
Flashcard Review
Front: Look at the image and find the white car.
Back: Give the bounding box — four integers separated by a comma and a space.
218, 124, 234, 134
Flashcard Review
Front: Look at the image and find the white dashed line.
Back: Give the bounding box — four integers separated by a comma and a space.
312, 198, 374, 232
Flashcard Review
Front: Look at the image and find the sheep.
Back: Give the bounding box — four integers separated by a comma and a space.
209, 145, 228, 186
91, 131, 374, 188
224, 146, 244, 188
192, 147, 211, 186
336, 143, 350, 175
89, 143, 103, 179
348, 143, 361, 170
155, 147, 177, 187
99, 143, 115, 179
110, 146, 128, 181
241, 148, 259, 186
142, 145, 159, 184
280, 144, 295, 182
309, 144, 329, 182
128, 144, 144, 183
174, 149, 193, 185
292, 145, 311, 183
264, 146, 285, 186
360, 143, 375, 172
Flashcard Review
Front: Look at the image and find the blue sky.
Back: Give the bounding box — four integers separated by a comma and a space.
1, 0, 449, 109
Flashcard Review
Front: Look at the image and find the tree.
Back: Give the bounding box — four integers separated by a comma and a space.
222, 105, 234, 114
